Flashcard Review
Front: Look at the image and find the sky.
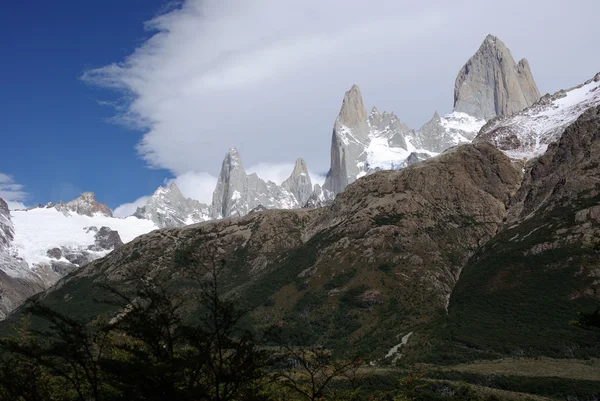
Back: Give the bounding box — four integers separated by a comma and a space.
2, 0, 599, 213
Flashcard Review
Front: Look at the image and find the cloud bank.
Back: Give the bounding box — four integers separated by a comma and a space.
86, 0, 600, 211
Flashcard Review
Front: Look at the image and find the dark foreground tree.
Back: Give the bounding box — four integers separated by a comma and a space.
0, 255, 271, 401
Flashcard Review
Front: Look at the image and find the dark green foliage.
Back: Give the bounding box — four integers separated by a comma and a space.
445, 198, 600, 359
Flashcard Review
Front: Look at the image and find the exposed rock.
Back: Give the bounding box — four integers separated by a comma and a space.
88, 226, 124, 252
304, 184, 334, 209
323, 85, 371, 195
368, 107, 409, 150
134, 183, 209, 228
249, 205, 268, 214
403, 152, 431, 167
411, 111, 485, 153
46, 247, 62, 260
281, 158, 313, 207
210, 148, 306, 219
55, 192, 112, 217
63, 250, 94, 266
454, 34, 540, 120
0, 198, 13, 248
50, 261, 77, 276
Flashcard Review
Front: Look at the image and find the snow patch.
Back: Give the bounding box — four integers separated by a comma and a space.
10, 208, 157, 268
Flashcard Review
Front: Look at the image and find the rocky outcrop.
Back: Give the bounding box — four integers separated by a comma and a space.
134, 183, 210, 228
55, 192, 112, 217
454, 34, 540, 120
475, 72, 600, 159
281, 158, 313, 207
88, 226, 124, 252
211, 148, 311, 219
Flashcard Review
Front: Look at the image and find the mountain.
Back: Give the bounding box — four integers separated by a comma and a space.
211, 148, 314, 219
445, 105, 600, 359
0, 34, 544, 319
4, 140, 522, 352
408, 111, 485, 153
454, 34, 541, 120
321, 35, 537, 196
474, 72, 600, 159
0, 193, 157, 318
134, 183, 210, 228
55, 192, 113, 217
6, 102, 600, 363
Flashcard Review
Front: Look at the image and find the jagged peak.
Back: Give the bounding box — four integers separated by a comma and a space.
292, 158, 308, 174
56, 192, 112, 217
219, 147, 244, 174
338, 84, 367, 128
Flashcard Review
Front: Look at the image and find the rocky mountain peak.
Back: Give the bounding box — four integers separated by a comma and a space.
338, 84, 368, 129
55, 192, 112, 217
454, 34, 540, 120
135, 182, 209, 228
281, 158, 313, 206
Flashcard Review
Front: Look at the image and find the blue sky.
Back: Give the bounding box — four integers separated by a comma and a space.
2, 0, 599, 213
0, 0, 173, 208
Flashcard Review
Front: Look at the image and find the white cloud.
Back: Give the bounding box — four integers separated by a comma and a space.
165, 171, 218, 204
247, 162, 325, 187
246, 163, 295, 185
113, 196, 149, 218
83, 0, 600, 181
0, 173, 28, 209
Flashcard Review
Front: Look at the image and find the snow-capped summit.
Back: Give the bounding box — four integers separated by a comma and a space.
134, 183, 210, 228
408, 111, 486, 153
475, 72, 600, 160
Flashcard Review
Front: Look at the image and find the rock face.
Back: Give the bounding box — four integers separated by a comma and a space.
211, 148, 311, 219
475, 72, 600, 159
0, 199, 13, 248
55, 192, 113, 217
454, 34, 540, 120
88, 227, 124, 252
134, 183, 210, 228
281, 158, 313, 207
323, 85, 373, 195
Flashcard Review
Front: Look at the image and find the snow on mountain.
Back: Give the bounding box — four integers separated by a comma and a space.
9, 207, 156, 271
134, 183, 210, 228
475, 73, 600, 159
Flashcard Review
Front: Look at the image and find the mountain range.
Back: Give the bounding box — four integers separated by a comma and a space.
1, 34, 599, 324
